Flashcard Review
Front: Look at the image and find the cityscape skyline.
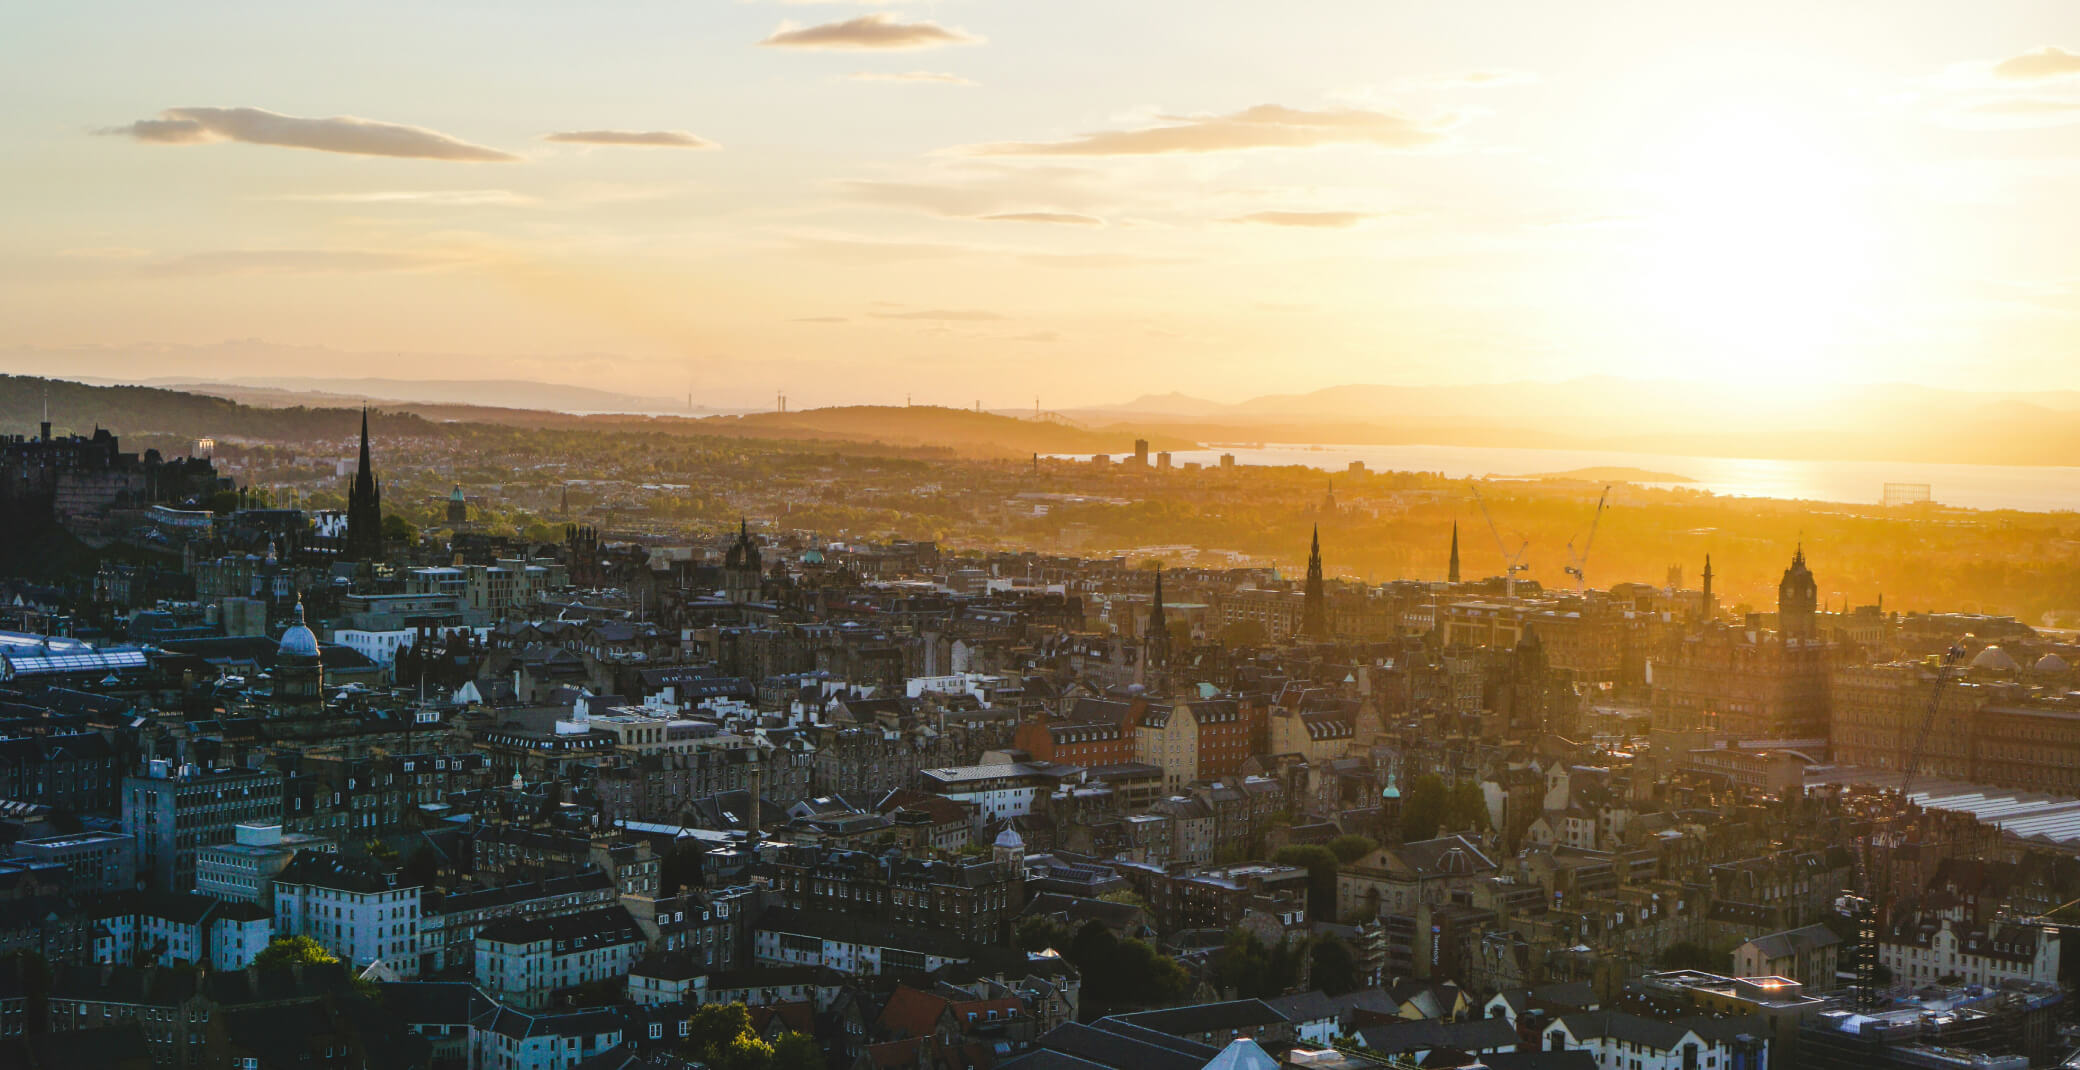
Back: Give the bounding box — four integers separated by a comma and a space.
9, 8, 2080, 1070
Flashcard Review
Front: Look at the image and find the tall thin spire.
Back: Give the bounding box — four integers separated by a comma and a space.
344, 406, 384, 561
1447, 522, 1461, 584
1701, 554, 1714, 622
1301, 526, 1327, 639
1145, 564, 1170, 668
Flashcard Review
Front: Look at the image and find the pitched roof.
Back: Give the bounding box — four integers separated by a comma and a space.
878, 984, 951, 1038
1200, 1038, 1279, 1070
1011, 1022, 1215, 1070
1108, 999, 1288, 1037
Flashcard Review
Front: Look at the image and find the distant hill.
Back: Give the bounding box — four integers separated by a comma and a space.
668, 406, 1193, 458
155, 377, 692, 415
0, 376, 1185, 460
0, 375, 400, 445
1076, 391, 1233, 418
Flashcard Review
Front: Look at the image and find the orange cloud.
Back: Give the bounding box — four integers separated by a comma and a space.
1993, 46, 2080, 81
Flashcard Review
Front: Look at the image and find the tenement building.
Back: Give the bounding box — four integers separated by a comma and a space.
1833, 663, 2080, 793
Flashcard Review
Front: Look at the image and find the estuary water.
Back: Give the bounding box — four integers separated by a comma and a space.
1154, 443, 2080, 513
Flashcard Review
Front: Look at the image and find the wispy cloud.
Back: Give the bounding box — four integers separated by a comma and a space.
1993, 46, 2080, 82
544, 129, 718, 148
778, 231, 979, 264
870, 308, 1005, 321
1225, 210, 1376, 228
1940, 96, 2080, 129
57, 247, 153, 259
1537, 213, 1645, 230
979, 211, 1103, 225
760, 14, 980, 51
137, 249, 462, 277
964, 104, 1456, 156
1406, 70, 1538, 90
277, 189, 538, 206
790, 316, 849, 323
1019, 252, 1184, 269
848, 70, 976, 85
835, 171, 1106, 225
102, 106, 516, 162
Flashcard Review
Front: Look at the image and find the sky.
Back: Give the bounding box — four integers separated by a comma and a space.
5, 1, 2080, 409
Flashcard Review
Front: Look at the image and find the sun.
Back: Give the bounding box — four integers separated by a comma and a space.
1629, 109, 1885, 383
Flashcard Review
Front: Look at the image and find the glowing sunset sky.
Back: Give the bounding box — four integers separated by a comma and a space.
5, 2, 2080, 407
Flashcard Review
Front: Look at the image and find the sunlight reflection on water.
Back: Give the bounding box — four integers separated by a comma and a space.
1160, 443, 2080, 513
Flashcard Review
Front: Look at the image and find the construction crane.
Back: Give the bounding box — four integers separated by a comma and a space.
1562, 485, 1611, 594
1850, 643, 1965, 1008
1468, 482, 1529, 599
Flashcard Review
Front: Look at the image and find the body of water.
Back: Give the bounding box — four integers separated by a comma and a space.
1149, 443, 2080, 513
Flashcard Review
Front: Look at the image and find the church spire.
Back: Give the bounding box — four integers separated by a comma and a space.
1145, 564, 1170, 668
1448, 522, 1461, 584
344, 406, 384, 562
1301, 525, 1327, 639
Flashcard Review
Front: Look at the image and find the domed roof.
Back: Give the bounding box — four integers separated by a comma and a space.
802, 548, 825, 565
278, 601, 320, 660
2036, 652, 2072, 674
1971, 645, 2020, 672
994, 827, 1024, 849
449, 484, 465, 501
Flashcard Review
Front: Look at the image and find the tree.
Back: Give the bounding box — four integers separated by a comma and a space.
1273, 843, 1340, 922
1399, 775, 1449, 841
381, 513, 417, 547
714, 1032, 777, 1070
1096, 889, 1146, 910
1211, 932, 1303, 1000
1327, 834, 1377, 864
1017, 916, 1073, 954
684, 1003, 769, 1069
770, 1031, 823, 1070
252, 936, 340, 970
1446, 779, 1489, 832
1063, 920, 1187, 1019
1310, 937, 1362, 996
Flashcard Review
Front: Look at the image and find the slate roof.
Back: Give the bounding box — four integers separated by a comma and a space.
1355, 1016, 1518, 1054
1550, 1011, 1755, 1050
476, 904, 642, 950
1477, 1054, 1598, 1070
1109, 999, 1288, 1037
1740, 923, 1841, 959
756, 907, 975, 960
1007, 1022, 1216, 1070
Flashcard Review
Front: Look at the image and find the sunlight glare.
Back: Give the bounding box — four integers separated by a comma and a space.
1632, 110, 1883, 384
